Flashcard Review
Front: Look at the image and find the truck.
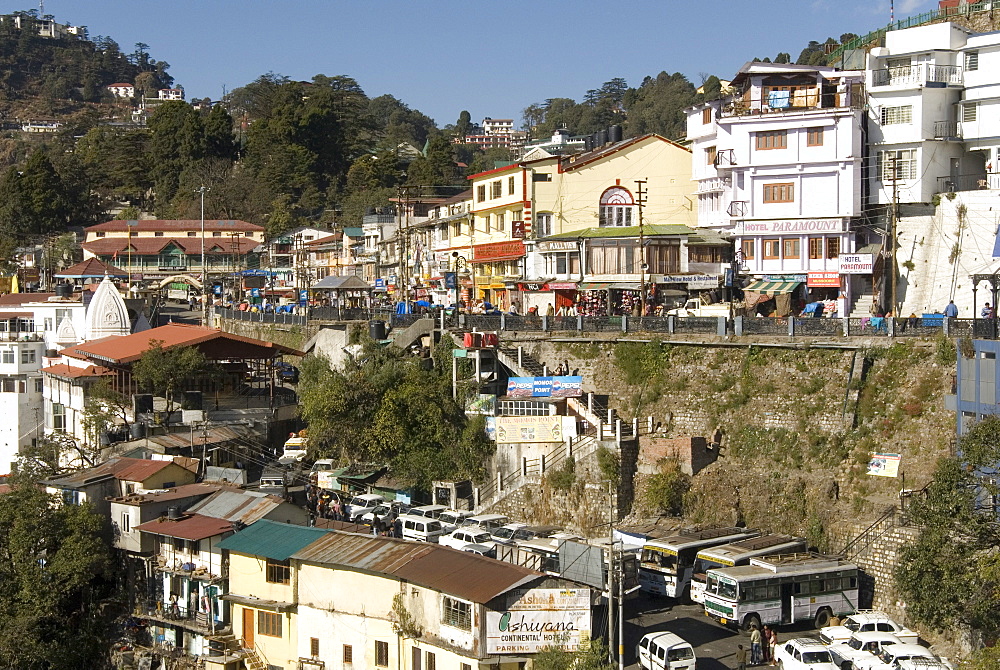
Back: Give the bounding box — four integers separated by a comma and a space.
666, 298, 731, 318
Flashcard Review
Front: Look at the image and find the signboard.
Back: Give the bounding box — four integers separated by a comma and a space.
738, 218, 845, 235
507, 376, 583, 398
536, 240, 578, 252
473, 240, 525, 262
444, 272, 457, 289
839, 253, 874, 275
512, 220, 526, 239
518, 282, 548, 292
548, 282, 578, 290
375, 278, 386, 288
496, 416, 564, 443
807, 272, 840, 287
658, 274, 719, 288
867, 452, 901, 477
486, 588, 591, 654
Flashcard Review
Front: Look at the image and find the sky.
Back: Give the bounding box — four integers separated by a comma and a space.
2, 0, 942, 127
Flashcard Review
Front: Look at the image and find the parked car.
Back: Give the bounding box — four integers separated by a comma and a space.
827, 632, 903, 670
345, 493, 385, 521
854, 644, 941, 670
359, 501, 409, 525
438, 509, 474, 532
637, 631, 696, 670
464, 513, 508, 531
490, 523, 529, 545
408, 504, 448, 519
273, 361, 299, 383
462, 543, 496, 558
820, 612, 919, 645
772, 637, 837, 670
397, 514, 447, 543
440, 527, 497, 552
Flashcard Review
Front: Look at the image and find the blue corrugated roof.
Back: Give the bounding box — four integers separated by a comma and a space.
343, 227, 364, 238
216, 519, 333, 560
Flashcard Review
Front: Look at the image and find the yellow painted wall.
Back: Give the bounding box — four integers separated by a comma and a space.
228, 552, 299, 669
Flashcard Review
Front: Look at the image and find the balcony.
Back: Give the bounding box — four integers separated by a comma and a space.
933, 120, 960, 140
713, 149, 737, 169
140, 597, 229, 636
727, 201, 748, 217
721, 89, 863, 117
872, 64, 962, 88
938, 172, 1000, 192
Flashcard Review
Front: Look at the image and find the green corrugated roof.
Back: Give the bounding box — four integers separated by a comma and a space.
546, 224, 694, 240
343, 227, 363, 238
216, 519, 333, 560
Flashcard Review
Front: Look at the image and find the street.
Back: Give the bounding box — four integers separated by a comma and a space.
622, 595, 824, 669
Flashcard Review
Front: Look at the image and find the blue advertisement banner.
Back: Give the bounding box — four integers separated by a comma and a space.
506, 376, 583, 398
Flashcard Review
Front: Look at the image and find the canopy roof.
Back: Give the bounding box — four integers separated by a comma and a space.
311, 275, 372, 291
55, 257, 128, 279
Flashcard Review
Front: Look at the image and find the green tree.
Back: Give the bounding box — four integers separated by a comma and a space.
131, 340, 208, 420
0, 474, 119, 668
146, 102, 205, 212
455, 110, 472, 137
0, 151, 72, 238
203, 104, 237, 162
533, 641, 613, 670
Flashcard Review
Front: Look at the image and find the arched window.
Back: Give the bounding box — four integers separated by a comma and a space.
599, 187, 635, 227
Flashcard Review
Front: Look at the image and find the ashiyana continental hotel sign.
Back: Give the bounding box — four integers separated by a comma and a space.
486, 588, 592, 654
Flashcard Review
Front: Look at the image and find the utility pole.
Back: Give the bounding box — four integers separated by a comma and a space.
196, 185, 210, 325
889, 156, 899, 315
635, 179, 648, 318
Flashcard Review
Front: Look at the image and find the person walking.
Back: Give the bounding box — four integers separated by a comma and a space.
750, 625, 762, 665
735, 644, 748, 670
545, 303, 555, 317
944, 300, 959, 318
761, 626, 771, 664
768, 628, 778, 666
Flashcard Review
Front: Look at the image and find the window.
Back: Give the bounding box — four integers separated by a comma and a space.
826, 237, 840, 258
96, 231, 106, 237
245, 231, 254, 237
880, 105, 912, 125
257, 610, 282, 637
442, 596, 472, 630
706, 146, 717, 165
484, 215, 491, 233
212, 231, 222, 237
412, 648, 421, 670
599, 186, 635, 227
963, 103, 978, 123
809, 238, 823, 259
806, 128, 824, 146
154, 231, 164, 237
536, 213, 553, 238
33, 378, 43, 393
879, 149, 917, 181
174, 537, 186, 551
426, 652, 436, 670
120, 513, 130, 533
532, 172, 552, 182
462, 665, 471, 670
966, 50, 979, 71
508, 175, 515, 195
702, 107, 712, 124
21, 349, 36, 364
187, 231, 196, 237
476, 185, 486, 202
763, 182, 794, 203
496, 212, 505, 231
310, 638, 320, 657
187, 539, 200, 554
343, 644, 352, 664
491, 180, 502, 198
44, 318, 52, 331
52, 402, 66, 431
741, 239, 755, 260
756, 130, 787, 150
266, 558, 290, 584
782, 238, 800, 259
545, 252, 581, 276
763, 239, 780, 259
2, 349, 12, 364
375, 641, 389, 667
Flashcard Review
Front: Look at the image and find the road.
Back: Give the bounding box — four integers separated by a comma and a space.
622, 595, 823, 669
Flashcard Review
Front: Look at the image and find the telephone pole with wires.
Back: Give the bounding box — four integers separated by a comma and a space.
889, 155, 899, 315
635, 179, 648, 318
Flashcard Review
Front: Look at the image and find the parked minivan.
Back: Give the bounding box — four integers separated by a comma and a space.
408, 504, 448, 520
438, 509, 474, 532
637, 632, 696, 670
345, 493, 385, 521
398, 514, 447, 543
465, 513, 509, 531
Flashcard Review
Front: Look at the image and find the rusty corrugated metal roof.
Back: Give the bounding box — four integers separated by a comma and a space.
135, 513, 234, 541
186, 490, 288, 525
292, 532, 542, 603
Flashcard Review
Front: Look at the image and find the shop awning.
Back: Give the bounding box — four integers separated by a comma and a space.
743, 280, 802, 294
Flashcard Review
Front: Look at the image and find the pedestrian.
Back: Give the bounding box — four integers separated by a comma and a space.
735, 644, 748, 670
768, 628, 778, 666
944, 300, 959, 318
545, 303, 555, 317
983, 303, 994, 319
761, 626, 771, 664
509, 302, 520, 315
749, 625, 762, 665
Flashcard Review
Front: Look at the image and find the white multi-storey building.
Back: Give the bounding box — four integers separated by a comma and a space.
687, 62, 867, 313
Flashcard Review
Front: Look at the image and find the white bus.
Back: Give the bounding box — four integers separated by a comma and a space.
638, 527, 760, 601
703, 552, 859, 631
689, 534, 807, 604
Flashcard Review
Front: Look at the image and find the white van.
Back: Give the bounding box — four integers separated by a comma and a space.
465, 513, 509, 531
398, 514, 447, 543
637, 632, 696, 670
438, 509, 474, 532
409, 504, 448, 520
345, 493, 385, 521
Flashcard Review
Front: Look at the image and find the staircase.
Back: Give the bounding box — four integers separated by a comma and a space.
841, 506, 900, 560
239, 643, 267, 670
848, 293, 876, 318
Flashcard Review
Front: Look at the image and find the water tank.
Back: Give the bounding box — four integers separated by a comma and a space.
54, 284, 72, 298
597, 129, 608, 146
129, 422, 146, 440
167, 506, 181, 520
583, 137, 592, 151
183, 391, 203, 410
609, 125, 623, 143
369, 320, 387, 340
133, 394, 154, 414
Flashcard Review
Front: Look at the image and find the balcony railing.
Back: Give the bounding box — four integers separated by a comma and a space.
937, 172, 1000, 193
720, 90, 863, 117
713, 149, 737, 168
872, 64, 962, 88
727, 201, 748, 217
933, 120, 960, 139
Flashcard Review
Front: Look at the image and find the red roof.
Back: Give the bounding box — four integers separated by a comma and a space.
109, 457, 183, 483
55, 257, 128, 278
40, 363, 114, 380
0, 293, 56, 305
82, 237, 260, 256
108, 83, 134, 88
59, 323, 304, 364
86, 220, 263, 233
135, 513, 234, 541
305, 233, 342, 247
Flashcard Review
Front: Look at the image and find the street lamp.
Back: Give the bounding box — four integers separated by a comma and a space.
451, 252, 469, 315
195, 185, 210, 325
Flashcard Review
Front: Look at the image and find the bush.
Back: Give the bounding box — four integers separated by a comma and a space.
596, 446, 620, 486
548, 456, 576, 491
644, 459, 690, 515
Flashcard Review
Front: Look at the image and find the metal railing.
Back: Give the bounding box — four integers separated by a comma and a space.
215, 307, 307, 326
933, 120, 960, 139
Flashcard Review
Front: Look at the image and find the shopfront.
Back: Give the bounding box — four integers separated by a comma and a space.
742, 274, 807, 317
736, 218, 849, 281
472, 240, 525, 309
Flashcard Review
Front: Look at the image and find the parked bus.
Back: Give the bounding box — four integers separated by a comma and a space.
689, 534, 807, 604
638, 527, 760, 601
703, 552, 859, 631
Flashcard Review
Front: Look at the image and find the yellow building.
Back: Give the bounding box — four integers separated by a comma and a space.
219, 519, 595, 670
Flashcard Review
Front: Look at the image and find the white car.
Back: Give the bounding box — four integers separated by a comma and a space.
439, 527, 496, 552
773, 638, 837, 670
359, 502, 409, 525
855, 644, 941, 670
438, 509, 474, 532
490, 523, 529, 545
827, 632, 903, 670
344, 493, 385, 521
820, 612, 919, 645
637, 631, 696, 670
